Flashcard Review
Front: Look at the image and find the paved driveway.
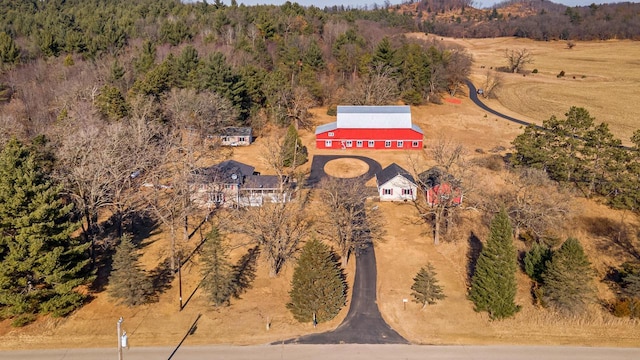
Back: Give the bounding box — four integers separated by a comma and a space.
305, 155, 382, 187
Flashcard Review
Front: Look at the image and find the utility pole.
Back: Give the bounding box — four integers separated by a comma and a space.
178, 256, 183, 311
117, 317, 124, 360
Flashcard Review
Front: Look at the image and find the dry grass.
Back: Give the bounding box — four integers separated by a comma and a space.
1, 37, 639, 350
441, 36, 640, 143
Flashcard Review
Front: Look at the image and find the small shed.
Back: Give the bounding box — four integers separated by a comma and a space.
375, 163, 417, 202
418, 167, 463, 206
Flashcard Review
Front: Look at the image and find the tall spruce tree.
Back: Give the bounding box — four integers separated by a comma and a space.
200, 227, 233, 307
287, 239, 346, 323
0, 139, 92, 320
411, 263, 445, 308
282, 124, 308, 168
469, 208, 520, 319
541, 238, 595, 314
108, 234, 153, 307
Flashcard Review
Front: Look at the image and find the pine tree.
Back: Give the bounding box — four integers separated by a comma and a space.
108, 234, 153, 307
411, 263, 445, 308
287, 239, 346, 323
541, 238, 595, 314
282, 124, 307, 168
0, 31, 20, 67
523, 242, 552, 284
200, 227, 233, 307
469, 208, 520, 319
0, 139, 92, 320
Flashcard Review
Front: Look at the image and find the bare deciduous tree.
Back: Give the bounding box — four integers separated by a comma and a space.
504, 48, 533, 73
481, 69, 502, 99
344, 65, 399, 105
316, 177, 384, 266
409, 138, 471, 244
486, 168, 573, 242
232, 198, 312, 277
444, 48, 473, 97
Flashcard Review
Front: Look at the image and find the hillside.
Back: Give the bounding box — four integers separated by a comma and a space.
395, 0, 640, 40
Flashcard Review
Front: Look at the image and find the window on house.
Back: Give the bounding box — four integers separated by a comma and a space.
325, 140, 332, 147
368, 140, 375, 147
412, 141, 419, 147
225, 184, 234, 189
210, 192, 224, 203
402, 188, 413, 195
328, 132, 334, 137
346, 140, 353, 147
356, 140, 363, 147
385, 140, 391, 148
383, 188, 393, 195
239, 137, 246, 142
397, 140, 404, 148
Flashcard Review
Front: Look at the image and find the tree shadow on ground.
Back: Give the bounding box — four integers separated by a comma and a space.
231, 246, 260, 299
466, 232, 483, 285
586, 216, 640, 260
148, 258, 175, 302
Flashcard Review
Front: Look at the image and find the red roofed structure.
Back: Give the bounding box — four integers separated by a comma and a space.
315, 105, 424, 150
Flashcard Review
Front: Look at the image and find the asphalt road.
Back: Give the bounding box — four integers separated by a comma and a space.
4, 344, 640, 360
282, 243, 407, 344
465, 79, 533, 127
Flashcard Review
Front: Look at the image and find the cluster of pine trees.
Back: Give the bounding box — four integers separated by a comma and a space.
513, 106, 640, 214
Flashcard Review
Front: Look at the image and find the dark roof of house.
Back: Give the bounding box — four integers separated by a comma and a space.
195, 160, 255, 185
418, 166, 458, 188
219, 127, 252, 137
242, 175, 282, 190
375, 163, 416, 186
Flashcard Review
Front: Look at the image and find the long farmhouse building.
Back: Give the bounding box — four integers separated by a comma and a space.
315, 105, 424, 150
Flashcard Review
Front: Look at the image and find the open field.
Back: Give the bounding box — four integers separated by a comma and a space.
1, 37, 639, 351
443, 36, 640, 143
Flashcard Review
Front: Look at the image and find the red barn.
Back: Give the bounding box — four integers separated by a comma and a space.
315, 105, 424, 150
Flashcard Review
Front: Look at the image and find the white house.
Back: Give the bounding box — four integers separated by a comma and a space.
375, 163, 417, 202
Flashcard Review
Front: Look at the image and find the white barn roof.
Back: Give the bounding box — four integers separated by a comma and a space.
337, 105, 412, 129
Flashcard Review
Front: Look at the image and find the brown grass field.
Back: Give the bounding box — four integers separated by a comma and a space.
1, 37, 639, 350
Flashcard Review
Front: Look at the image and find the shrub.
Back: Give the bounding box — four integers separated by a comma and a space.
11, 314, 37, 327
532, 68, 538, 74
326, 105, 337, 116
557, 70, 565, 78
611, 298, 640, 318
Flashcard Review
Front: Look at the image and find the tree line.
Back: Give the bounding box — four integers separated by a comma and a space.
415, 0, 640, 41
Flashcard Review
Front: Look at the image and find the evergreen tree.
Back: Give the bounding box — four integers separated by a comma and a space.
541, 238, 595, 314
134, 40, 156, 75
411, 263, 445, 308
469, 208, 520, 319
0, 139, 92, 320
109, 60, 125, 83
0, 31, 20, 67
95, 85, 129, 121
372, 36, 399, 74
282, 124, 307, 168
200, 227, 233, 307
287, 239, 346, 323
523, 242, 552, 284
108, 234, 153, 307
